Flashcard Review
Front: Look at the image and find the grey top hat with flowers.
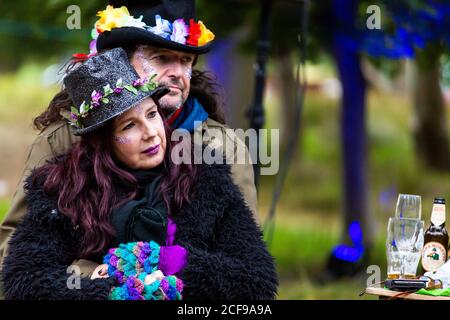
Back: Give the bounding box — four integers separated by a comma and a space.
90, 0, 215, 57
64, 47, 169, 136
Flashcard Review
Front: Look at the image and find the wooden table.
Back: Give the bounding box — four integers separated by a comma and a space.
365, 287, 450, 300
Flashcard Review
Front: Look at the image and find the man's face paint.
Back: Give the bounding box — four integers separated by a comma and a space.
184, 68, 192, 80
131, 45, 196, 118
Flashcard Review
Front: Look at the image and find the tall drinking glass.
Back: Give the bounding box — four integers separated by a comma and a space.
386, 217, 424, 279
395, 194, 422, 220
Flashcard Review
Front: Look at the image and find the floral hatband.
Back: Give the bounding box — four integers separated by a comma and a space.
69, 74, 158, 129
73, 5, 215, 61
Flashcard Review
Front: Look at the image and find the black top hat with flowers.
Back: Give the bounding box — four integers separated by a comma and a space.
64, 47, 169, 136
94, 0, 215, 55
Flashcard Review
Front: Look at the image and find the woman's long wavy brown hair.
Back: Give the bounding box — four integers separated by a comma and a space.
34, 106, 197, 258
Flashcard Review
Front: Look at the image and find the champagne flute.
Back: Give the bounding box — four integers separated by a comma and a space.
395, 194, 422, 220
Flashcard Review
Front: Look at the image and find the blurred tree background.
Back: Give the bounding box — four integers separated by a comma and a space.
0, 0, 449, 299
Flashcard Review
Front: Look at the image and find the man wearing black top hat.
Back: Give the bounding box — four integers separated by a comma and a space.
0, 0, 258, 286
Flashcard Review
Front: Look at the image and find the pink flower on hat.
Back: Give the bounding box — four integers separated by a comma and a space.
91, 90, 103, 108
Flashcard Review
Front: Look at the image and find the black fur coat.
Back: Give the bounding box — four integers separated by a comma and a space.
1, 163, 278, 300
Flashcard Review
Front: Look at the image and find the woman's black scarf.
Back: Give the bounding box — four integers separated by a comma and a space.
110, 165, 168, 246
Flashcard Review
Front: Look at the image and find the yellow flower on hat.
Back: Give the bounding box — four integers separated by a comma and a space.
95, 5, 130, 33
197, 21, 215, 46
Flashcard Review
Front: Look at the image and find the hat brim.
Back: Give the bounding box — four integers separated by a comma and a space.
96, 27, 213, 55
72, 86, 170, 136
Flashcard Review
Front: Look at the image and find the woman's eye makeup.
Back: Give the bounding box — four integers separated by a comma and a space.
119, 110, 157, 131
122, 123, 134, 131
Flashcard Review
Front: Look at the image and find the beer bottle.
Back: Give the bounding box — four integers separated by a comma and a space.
421, 197, 449, 273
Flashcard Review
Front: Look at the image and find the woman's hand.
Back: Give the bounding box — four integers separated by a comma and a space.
91, 264, 109, 280
144, 270, 165, 285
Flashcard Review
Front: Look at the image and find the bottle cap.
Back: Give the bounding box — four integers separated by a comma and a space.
434, 197, 445, 205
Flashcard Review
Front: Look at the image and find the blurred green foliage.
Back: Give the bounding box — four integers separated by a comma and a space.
0, 63, 59, 121
0, 0, 334, 70
0, 199, 8, 222
0, 1, 102, 70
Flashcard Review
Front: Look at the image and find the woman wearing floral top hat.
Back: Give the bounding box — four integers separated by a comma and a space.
1, 48, 278, 300
0, 0, 259, 284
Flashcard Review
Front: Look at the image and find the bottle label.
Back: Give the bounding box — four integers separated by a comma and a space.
421, 241, 447, 272
431, 204, 446, 226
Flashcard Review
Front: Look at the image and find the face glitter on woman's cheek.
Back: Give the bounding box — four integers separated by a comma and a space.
114, 135, 131, 145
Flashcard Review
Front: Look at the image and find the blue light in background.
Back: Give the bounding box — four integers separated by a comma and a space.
332, 221, 365, 263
